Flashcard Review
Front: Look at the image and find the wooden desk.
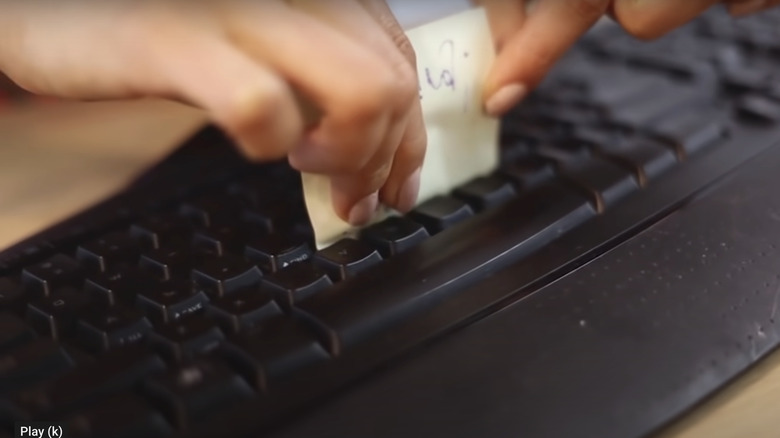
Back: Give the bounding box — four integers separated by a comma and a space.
2, 100, 780, 438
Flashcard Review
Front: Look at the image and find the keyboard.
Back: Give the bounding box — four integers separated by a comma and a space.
3, 7, 780, 438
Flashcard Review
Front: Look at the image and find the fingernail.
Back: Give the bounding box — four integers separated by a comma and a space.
729, 0, 766, 16
397, 168, 422, 212
485, 83, 527, 117
348, 192, 379, 226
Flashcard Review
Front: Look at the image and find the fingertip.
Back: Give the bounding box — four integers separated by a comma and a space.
484, 82, 527, 117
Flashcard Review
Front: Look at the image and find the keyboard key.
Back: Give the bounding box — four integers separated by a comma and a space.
452, 175, 517, 212
129, 214, 193, 250
407, 196, 475, 235
737, 94, 780, 123
295, 183, 594, 351
76, 232, 142, 273
179, 197, 240, 228
26, 287, 91, 340
22, 254, 84, 297
360, 216, 430, 257
136, 281, 210, 323
721, 64, 771, 92
141, 358, 254, 429
76, 307, 153, 353
207, 288, 282, 334
191, 224, 246, 256
191, 254, 263, 299
0, 339, 74, 393
557, 157, 640, 213
221, 317, 330, 392
609, 88, 708, 127
244, 234, 313, 273
0, 314, 36, 353
577, 127, 678, 185
651, 109, 727, 158
500, 155, 556, 189
140, 248, 204, 281
262, 263, 333, 308
0, 277, 25, 314
148, 317, 225, 362
13, 346, 166, 417
85, 265, 154, 307
65, 394, 173, 438
313, 239, 383, 281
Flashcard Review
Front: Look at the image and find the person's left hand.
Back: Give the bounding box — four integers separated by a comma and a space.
475, 0, 780, 118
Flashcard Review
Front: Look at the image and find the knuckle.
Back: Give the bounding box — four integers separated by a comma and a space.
221, 82, 285, 134
339, 71, 396, 124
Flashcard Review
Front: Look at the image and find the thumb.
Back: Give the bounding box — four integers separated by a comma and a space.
611, 0, 721, 40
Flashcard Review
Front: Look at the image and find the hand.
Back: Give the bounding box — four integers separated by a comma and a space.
475, 0, 780, 117
0, 0, 426, 226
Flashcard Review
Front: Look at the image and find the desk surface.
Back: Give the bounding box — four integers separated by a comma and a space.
2, 100, 780, 438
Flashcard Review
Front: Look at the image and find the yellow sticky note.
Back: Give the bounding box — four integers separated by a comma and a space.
302, 7, 499, 248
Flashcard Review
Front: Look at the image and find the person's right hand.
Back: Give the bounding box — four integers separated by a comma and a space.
0, 0, 426, 226
476, 0, 780, 117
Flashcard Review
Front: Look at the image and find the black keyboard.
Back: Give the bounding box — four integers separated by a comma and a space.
3, 8, 780, 438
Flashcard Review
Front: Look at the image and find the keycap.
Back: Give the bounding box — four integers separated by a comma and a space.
721, 64, 771, 92
651, 109, 727, 158
191, 254, 263, 299
557, 157, 640, 213
737, 94, 780, 123
85, 265, 155, 307
22, 254, 85, 297
313, 239, 383, 281
360, 216, 430, 257
452, 175, 517, 212
244, 234, 313, 273
0, 314, 36, 352
500, 156, 556, 189
140, 248, 203, 281
262, 263, 333, 308
0, 277, 25, 314
141, 358, 254, 429
13, 346, 166, 417
76, 307, 153, 353
220, 317, 330, 392
129, 213, 193, 250
191, 224, 246, 256
577, 127, 678, 185
65, 394, 173, 438
136, 281, 210, 323
588, 71, 670, 108
407, 196, 475, 235
0, 338, 74, 393
295, 183, 594, 351
207, 288, 283, 333
76, 232, 142, 273
608, 88, 708, 127
148, 317, 225, 362
179, 197, 241, 228
26, 287, 91, 340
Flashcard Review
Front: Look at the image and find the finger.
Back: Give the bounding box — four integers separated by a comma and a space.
148, 30, 303, 161
483, 0, 610, 117
224, 1, 402, 170
470, 0, 527, 50
612, 0, 719, 40
358, 0, 427, 213
282, 0, 419, 223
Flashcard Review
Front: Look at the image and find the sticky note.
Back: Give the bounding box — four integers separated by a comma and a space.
302, 7, 499, 248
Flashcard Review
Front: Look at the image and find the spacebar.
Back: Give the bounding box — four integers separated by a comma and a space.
295, 182, 595, 354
